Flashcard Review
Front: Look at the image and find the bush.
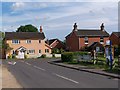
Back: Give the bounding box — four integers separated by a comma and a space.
8, 54, 12, 59
24, 54, 28, 59
40, 54, 46, 58
12, 54, 16, 59
73, 51, 89, 56
61, 52, 74, 62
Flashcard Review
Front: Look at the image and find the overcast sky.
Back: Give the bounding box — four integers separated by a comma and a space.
1, 0, 119, 40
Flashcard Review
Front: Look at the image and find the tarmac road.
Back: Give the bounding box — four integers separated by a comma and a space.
3, 59, 119, 88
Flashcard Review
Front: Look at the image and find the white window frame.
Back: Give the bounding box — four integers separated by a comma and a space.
100, 37, 104, 44
12, 40, 20, 44
28, 50, 35, 54
84, 37, 88, 44
26, 40, 31, 44
39, 50, 41, 53
45, 49, 49, 53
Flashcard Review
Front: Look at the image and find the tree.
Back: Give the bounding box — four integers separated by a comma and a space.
2, 39, 13, 53
16, 24, 38, 32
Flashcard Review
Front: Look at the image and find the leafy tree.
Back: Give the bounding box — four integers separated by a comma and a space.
2, 39, 13, 53
16, 24, 38, 32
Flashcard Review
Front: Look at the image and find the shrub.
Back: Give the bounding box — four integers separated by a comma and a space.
24, 54, 28, 59
61, 52, 74, 62
12, 54, 16, 59
40, 54, 46, 58
8, 54, 12, 59
73, 52, 89, 56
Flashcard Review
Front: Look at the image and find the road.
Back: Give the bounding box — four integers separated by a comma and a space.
3, 59, 118, 88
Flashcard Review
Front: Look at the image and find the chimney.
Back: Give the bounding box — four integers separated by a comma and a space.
40, 26, 42, 33
100, 23, 105, 31
73, 23, 77, 31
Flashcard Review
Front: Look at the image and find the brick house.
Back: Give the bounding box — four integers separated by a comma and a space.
5, 26, 51, 59
46, 39, 65, 50
109, 32, 120, 46
66, 23, 109, 52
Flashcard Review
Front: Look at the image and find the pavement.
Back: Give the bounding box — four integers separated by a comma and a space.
48, 60, 120, 79
2, 65, 22, 88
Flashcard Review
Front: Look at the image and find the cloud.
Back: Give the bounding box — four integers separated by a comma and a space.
11, 2, 25, 11
2, 2, 118, 40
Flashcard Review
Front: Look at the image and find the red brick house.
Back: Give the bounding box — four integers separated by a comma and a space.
66, 23, 109, 51
109, 32, 120, 46
46, 39, 65, 50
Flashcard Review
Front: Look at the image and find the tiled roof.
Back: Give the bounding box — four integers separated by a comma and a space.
76, 29, 109, 37
5, 32, 45, 40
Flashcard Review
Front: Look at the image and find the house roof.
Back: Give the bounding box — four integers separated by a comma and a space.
76, 29, 109, 37
5, 32, 45, 40
112, 32, 120, 37
46, 38, 63, 45
66, 29, 109, 38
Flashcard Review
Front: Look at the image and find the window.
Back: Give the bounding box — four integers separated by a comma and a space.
39, 40, 41, 43
100, 36, 104, 44
39, 50, 41, 53
28, 50, 35, 54
12, 40, 20, 44
26, 40, 31, 44
45, 49, 49, 53
84, 37, 88, 44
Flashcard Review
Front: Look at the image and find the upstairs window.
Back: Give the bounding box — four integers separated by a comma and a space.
12, 40, 20, 44
100, 36, 104, 44
84, 37, 88, 44
39, 40, 41, 43
26, 40, 31, 44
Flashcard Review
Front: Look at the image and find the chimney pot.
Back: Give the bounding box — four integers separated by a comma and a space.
100, 23, 105, 31
73, 23, 77, 31
40, 26, 42, 33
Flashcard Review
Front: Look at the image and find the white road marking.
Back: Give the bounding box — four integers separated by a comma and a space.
33, 65, 46, 71
53, 73, 79, 84
20, 60, 24, 63
25, 62, 31, 66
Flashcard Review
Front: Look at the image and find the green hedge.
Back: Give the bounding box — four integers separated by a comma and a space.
61, 52, 90, 62
73, 52, 89, 56
61, 52, 74, 62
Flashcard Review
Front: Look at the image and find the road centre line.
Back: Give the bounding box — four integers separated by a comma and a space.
33, 65, 46, 71
25, 62, 31, 66
20, 60, 24, 63
53, 73, 79, 84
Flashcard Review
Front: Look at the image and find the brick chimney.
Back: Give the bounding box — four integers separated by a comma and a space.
40, 26, 42, 33
100, 23, 105, 31
73, 23, 77, 31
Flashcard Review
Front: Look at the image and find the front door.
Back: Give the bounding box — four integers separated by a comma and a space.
18, 51, 25, 59
16, 46, 26, 59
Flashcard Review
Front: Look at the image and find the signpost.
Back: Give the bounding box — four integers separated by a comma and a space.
105, 40, 114, 69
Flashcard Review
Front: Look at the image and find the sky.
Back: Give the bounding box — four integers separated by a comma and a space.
1, 0, 119, 41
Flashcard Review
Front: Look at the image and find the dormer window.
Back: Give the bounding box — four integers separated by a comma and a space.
26, 40, 31, 44
12, 40, 20, 44
84, 37, 88, 44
